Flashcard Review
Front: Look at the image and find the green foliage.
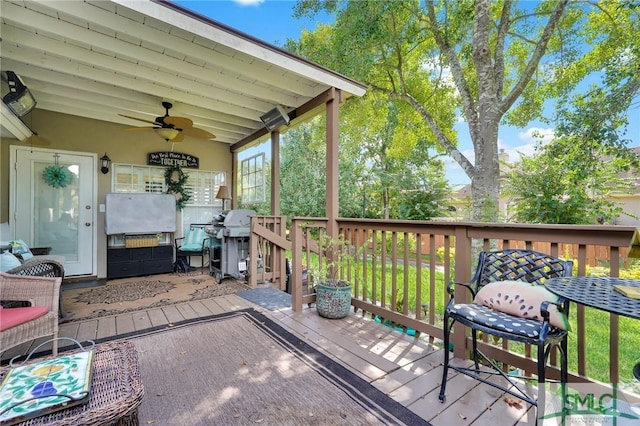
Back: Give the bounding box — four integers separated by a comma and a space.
436, 246, 455, 267
549, 1, 640, 148
164, 165, 189, 210
307, 232, 366, 287
289, 1, 640, 224
503, 136, 639, 224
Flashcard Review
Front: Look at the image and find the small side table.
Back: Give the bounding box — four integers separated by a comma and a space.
0, 341, 144, 426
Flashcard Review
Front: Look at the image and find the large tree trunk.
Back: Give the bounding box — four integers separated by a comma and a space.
470, 119, 501, 222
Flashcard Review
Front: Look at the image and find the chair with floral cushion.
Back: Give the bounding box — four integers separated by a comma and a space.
0, 271, 62, 356
438, 249, 573, 409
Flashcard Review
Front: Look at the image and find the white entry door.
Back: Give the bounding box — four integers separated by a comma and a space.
10, 146, 96, 276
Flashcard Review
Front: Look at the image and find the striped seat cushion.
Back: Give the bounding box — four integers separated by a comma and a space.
180, 228, 207, 251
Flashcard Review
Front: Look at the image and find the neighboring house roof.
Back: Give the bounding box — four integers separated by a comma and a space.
0, 0, 366, 145
454, 185, 472, 198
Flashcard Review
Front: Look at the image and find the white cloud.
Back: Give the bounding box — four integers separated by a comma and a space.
517, 127, 555, 145
234, 0, 264, 6
498, 127, 555, 163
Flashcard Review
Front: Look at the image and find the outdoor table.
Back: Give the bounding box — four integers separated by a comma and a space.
0, 341, 144, 425
545, 276, 640, 320
546, 276, 640, 379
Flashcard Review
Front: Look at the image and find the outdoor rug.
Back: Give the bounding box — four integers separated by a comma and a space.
62, 273, 250, 321
237, 286, 292, 311
88, 308, 431, 426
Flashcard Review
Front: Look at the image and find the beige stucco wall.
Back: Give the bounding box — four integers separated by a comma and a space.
1, 109, 233, 279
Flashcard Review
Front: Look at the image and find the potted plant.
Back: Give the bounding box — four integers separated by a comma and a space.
309, 233, 365, 319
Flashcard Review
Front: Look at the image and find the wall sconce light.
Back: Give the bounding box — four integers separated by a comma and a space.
215, 185, 231, 210
100, 153, 111, 174
2, 71, 37, 117
260, 105, 290, 132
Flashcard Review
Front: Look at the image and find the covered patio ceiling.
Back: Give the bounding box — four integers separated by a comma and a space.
0, 0, 365, 146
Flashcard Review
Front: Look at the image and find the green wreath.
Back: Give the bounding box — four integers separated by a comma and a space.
164, 165, 190, 210
42, 165, 72, 188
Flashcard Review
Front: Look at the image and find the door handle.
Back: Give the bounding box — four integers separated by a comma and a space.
85, 222, 91, 227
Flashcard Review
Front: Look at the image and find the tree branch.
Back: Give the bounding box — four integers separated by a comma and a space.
500, 0, 569, 113
425, 0, 479, 141
372, 85, 476, 179
494, 0, 513, 99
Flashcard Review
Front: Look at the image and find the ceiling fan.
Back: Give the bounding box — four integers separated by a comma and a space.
119, 101, 215, 142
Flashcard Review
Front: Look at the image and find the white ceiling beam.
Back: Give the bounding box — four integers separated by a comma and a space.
1, 48, 265, 121
0, 20, 288, 112
111, 0, 366, 97
1, 103, 33, 141
26, 0, 320, 99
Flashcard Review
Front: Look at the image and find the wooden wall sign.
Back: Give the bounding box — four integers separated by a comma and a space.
147, 152, 199, 169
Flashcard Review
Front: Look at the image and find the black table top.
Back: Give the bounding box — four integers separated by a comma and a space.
546, 276, 640, 320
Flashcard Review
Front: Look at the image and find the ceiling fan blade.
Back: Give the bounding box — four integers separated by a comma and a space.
163, 116, 193, 129
181, 127, 216, 139
119, 113, 160, 125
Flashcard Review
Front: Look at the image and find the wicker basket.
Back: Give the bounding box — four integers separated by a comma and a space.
124, 236, 159, 248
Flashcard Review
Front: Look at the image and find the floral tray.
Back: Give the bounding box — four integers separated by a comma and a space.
0, 350, 94, 425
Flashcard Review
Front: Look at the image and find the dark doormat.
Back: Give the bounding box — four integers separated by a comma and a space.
236, 286, 291, 311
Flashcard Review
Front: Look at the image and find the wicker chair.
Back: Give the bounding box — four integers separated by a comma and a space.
0, 271, 62, 356
7, 257, 65, 278
4, 257, 73, 322
438, 249, 573, 408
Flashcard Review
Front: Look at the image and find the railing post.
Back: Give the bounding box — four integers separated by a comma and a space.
291, 219, 303, 311
452, 227, 473, 360
248, 217, 258, 288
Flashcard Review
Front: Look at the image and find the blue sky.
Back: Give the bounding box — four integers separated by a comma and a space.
174, 0, 639, 187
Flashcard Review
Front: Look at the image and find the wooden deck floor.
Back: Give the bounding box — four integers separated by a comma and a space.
2, 289, 539, 425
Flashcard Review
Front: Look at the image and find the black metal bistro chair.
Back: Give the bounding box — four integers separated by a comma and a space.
175, 225, 212, 274
438, 249, 573, 408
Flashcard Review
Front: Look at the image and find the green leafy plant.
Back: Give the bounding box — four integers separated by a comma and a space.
308, 233, 366, 288
164, 165, 190, 210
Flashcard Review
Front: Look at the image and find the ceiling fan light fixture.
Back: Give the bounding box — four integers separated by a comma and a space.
3, 71, 37, 117
260, 105, 290, 132
155, 127, 180, 141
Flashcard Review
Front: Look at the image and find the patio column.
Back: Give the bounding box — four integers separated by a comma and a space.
326, 88, 340, 238
271, 131, 281, 215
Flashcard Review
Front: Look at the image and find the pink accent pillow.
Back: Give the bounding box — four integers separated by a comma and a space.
0, 306, 49, 331
474, 280, 570, 330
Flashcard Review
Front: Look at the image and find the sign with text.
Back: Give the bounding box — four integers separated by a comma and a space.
539, 382, 640, 425
147, 152, 199, 169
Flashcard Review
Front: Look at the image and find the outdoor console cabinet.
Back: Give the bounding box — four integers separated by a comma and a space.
107, 233, 173, 279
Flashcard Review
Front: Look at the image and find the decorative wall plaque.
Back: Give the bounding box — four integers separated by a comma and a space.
147, 152, 199, 169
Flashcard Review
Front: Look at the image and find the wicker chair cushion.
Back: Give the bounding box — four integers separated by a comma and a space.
474, 280, 570, 330
0, 252, 22, 272
0, 305, 48, 331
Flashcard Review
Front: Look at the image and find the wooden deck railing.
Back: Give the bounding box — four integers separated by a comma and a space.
286, 217, 639, 389
248, 216, 290, 289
